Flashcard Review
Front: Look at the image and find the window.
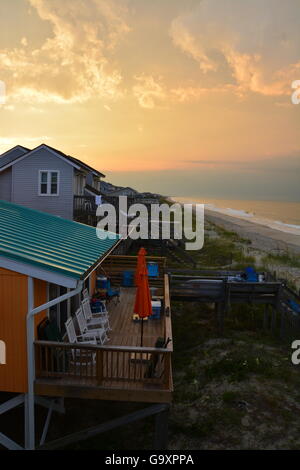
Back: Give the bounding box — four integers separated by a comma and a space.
39, 170, 59, 196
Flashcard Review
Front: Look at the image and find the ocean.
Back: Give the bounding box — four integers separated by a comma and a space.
172, 197, 300, 236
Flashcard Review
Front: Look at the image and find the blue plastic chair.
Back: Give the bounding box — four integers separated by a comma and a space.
147, 262, 159, 278
107, 279, 120, 303
245, 266, 258, 282
122, 270, 134, 287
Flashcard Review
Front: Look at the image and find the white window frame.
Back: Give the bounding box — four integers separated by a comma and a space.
38, 170, 60, 196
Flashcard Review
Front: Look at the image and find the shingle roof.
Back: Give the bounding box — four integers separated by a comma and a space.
0, 145, 31, 169
85, 184, 102, 196
0, 200, 121, 280
0, 143, 106, 178
41, 144, 106, 178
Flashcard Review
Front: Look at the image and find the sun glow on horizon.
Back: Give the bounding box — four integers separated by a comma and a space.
0, 0, 299, 199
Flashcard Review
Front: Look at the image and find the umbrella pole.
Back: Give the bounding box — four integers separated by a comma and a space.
141, 318, 144, 347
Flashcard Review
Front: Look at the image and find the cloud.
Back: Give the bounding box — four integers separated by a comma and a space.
132, 75, 237, 108
169, 0, 300, 97
170, 84, 235, 102
170, 16, 217, 74
20, 37, 28, 47
133, 75, 167, 109
0, 0, 130, 104
0, 135, 51, 154
183, 153, 300, 173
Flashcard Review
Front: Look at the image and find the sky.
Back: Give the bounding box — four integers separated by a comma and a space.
0, 0, 299, 201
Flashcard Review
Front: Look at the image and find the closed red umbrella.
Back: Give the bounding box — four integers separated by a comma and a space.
134, 247, 147, 287
134, 248, 152, 346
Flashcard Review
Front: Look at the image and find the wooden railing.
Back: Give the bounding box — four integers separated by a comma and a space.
100, 255, 167, 289
100, 194, 159, 207
35, 341, 172, 390
74, 196, 97, 216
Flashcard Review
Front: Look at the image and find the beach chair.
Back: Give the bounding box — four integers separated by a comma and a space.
38, 317, 63, 342
81, 298, 111, 332
65, 316, 98, 344
144, 337, 172, 379
245, 267, 258, 282
65, 317, 97, 367
82, 288, 90, 300
90, 298, 108, 315
147, 262, 159, 278
38, 318, 65, 372
106, 279, 120, 305
75, 307, 107, 344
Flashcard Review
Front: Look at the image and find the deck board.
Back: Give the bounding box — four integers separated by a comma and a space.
108, 288, 163, 348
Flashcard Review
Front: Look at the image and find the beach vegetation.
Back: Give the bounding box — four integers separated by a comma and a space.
261, 252, 300, 269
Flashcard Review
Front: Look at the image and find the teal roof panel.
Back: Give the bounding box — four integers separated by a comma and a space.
0, 200, 121, 280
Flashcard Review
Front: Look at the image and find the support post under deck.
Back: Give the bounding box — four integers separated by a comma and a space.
154, 405, 170, 450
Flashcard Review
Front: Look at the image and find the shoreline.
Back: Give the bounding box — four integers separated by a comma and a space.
167, 196, 300, 256
205, 209, 300, 256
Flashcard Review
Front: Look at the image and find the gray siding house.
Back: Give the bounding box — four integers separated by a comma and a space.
0, 144, 105, 224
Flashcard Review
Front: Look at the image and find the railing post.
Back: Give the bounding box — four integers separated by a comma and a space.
96, 349, 103, 385
164, 352, 171, 389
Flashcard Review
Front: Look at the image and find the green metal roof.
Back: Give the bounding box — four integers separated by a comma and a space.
0, 200, 121, 280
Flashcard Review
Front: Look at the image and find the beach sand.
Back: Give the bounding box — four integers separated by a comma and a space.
205, 209, 300, 256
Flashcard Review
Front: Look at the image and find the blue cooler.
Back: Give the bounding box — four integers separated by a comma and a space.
122, 270, 134, 287
97, 276, 108, 289
151, 300, 161, 319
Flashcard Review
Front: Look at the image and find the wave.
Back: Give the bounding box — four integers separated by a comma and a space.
172, 197, 300, 236
205, 204, 300, 235
205, 204, 254, 218
274, 220, 300, 230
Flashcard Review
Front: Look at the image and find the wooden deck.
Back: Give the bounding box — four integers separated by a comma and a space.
109, 288, 164, 348
35, 276, 173, 404
169, 270, 283, 305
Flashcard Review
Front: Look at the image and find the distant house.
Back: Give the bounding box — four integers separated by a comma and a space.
100, 181, 160, 204
104, 187, 138, 197
0, 144, 105, 224
101, 180, 139, 197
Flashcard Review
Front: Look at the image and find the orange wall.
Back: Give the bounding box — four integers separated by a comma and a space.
0, 268, 47, 393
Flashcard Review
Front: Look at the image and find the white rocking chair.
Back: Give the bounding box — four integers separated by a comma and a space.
65, 317, 97, 366
82, 288, 90, 300
75, 307, 107, 345
81, 298, 111, 332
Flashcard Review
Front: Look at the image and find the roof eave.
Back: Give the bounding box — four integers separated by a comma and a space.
82, 236, 123, 281
0, 255, 79, 289
0, 236, 122, 288
0, 144, 82, 172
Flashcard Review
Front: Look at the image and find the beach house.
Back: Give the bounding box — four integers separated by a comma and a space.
0, 200, 173, 450
0, 144, 105, 225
